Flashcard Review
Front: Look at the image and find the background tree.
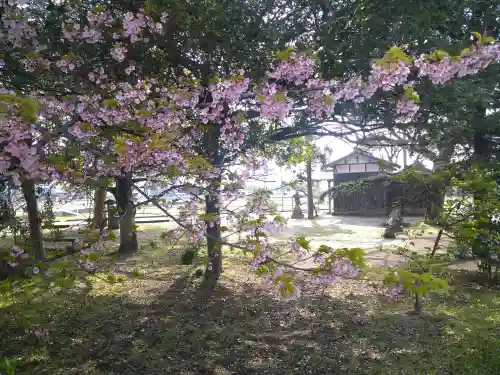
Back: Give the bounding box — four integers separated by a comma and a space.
264, 133, 332, 219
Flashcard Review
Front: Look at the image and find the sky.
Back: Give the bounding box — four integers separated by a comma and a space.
256, 135, 433, 190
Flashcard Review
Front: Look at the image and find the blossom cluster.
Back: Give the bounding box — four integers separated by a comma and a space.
267, 52, 316, 84
311, 259, 359, 284
7, 246, 48, 276
7, 246, 28, 267
415, 44, 500, 84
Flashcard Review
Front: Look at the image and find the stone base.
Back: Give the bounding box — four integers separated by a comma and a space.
383, 229, 397, 239
291, 207, 304, 219
107, 216, 120, 230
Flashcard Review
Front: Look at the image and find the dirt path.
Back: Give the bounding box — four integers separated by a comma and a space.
267, 215, 451, 267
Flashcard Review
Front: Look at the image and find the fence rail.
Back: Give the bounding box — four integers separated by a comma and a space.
51, 195, 330, 227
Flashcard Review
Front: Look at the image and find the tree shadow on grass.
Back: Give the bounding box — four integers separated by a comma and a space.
1, 273, 499, 375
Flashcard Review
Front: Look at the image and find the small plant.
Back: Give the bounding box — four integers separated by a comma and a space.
384, 227, 450, 314
180, 246, 200, 265
0, 357, 16, 375
384, 267, 449, 314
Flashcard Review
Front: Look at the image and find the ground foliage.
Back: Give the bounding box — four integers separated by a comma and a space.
0, 240, 499, 375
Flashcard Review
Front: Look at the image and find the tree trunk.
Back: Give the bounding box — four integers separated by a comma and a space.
413, 291, 422, 314
471, 104, 489, 260
327, 179, 332, 214
430, 229, 443, 258
115, 173, 137, 254
200, 102, 225, 284
425, 145, 454, 222
21, 179, 45, 260
92, 187, 107, 229
306, 158, 315, 219
204, 193, 222, 281
382, 184, 394, 226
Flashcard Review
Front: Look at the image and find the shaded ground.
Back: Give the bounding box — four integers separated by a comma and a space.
1, 232, 499, 375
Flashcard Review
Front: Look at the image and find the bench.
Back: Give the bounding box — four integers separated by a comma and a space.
43, 236, 84, 253
16, 236, 84, 254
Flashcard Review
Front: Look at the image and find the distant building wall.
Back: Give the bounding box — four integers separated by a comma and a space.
331, 173, 426, 217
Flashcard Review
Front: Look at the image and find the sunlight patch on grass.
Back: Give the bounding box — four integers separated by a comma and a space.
485, 313, 500, 323
87, 279, 126, 296
437, 306, 459, 317
23, 350, 49, 363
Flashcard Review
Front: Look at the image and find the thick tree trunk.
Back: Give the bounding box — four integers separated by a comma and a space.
205, 193, 222, 281
471, 104, 489, 259
21, 179, 45, 261
92, 187, 107, 229
115, 173, 137, 254
306, 158, 315, 219
200, 103, 225, 284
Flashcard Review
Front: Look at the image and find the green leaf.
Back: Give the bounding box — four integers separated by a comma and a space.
0, 357, 16, 375
104, 98, 119, 109
93, 4, 106, 12
275, 46, 296, 61
318, 245, 330, 253
427, 49, 450, 62
19, 97, 40, 122
376, 46, 414, 65
482, 36, 496, 44
26, 50, 40, 58
256, 265, 270, 275
0, 94, 18, 103
296, 236, 310, 251
471, 31, 496, 45
472, 31, 482, 40
132, 269, 141, 279
87, 252, 101, 261
403, 87, 421, 104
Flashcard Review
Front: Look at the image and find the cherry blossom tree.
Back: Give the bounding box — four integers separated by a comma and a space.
1, 1, 500, 300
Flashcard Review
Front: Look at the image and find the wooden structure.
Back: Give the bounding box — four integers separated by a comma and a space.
322, 149, 429, 216
386, 161, 431, 216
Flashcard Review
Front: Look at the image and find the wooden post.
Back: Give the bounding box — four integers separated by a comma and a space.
92, 187, 107, 229
306, 159, 314, 219
327, 179, 332, 214
106, 200, 120, 230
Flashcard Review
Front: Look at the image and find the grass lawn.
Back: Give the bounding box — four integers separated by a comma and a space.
1, 234, 500, 375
